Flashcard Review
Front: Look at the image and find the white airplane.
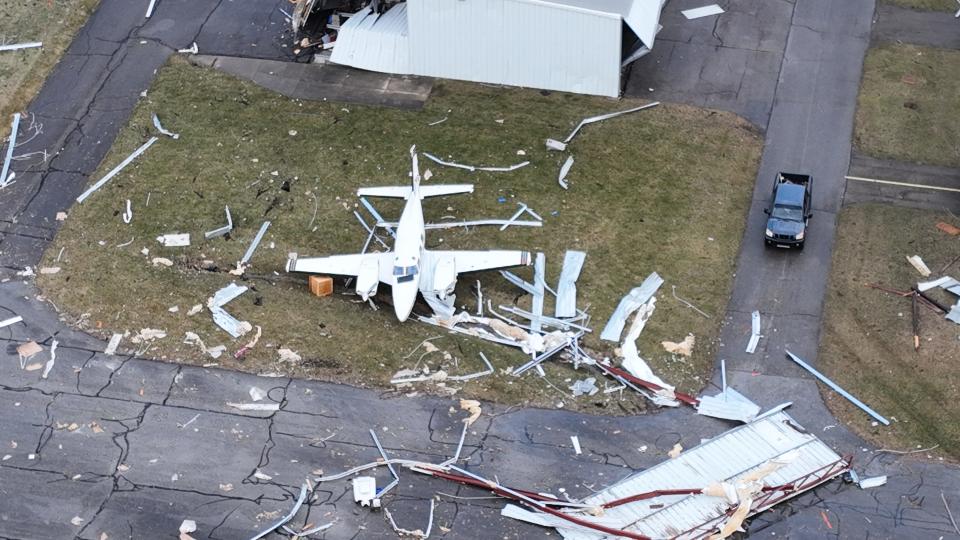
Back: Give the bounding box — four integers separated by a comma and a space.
286, 148, 531, 322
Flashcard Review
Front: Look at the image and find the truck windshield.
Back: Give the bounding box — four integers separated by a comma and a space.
771, 204, 803, 222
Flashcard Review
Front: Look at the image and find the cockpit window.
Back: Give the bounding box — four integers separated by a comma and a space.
393, 265, 418, 283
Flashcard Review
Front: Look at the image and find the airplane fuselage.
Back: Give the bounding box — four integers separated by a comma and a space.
389, 190, 426, 322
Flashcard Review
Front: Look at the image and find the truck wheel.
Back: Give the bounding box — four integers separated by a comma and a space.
797, 242, 805, 251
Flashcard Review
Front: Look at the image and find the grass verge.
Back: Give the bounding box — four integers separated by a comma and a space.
881, 0, 957, 11
855, 43, 960, 168
1, 0, 100, 136
821, 204, 960, 461
38, 58, 762, 413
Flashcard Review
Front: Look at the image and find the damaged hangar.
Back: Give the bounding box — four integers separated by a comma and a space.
298, 0, 667, 97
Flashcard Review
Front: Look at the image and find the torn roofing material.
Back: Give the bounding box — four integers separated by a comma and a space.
745, 310, 761, 354
555, 251, 586, 318
552, 410, 851, 539
601, 272, 663, 342
696, 387, 761, 423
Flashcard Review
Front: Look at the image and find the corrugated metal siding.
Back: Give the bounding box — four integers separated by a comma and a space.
330, 5, 411, 74
407, 0, 622, 97
559, 411, 846, 539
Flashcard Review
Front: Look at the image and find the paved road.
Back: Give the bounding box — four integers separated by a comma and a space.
2, 0, 960, 538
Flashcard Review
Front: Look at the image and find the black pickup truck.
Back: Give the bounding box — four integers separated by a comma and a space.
763, 172, 812, 250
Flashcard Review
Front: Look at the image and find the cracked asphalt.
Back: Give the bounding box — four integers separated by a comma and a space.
1, 0, 960, 538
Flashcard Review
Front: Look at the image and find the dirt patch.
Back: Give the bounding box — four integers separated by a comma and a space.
821, 203, 960, 461
38, 59, 762, 413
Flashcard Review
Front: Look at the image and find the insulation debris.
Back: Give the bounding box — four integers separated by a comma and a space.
131, 328, 166, 343
662, 334, 695, 356
667, 443, 683, 458
240, 221, 271, 265
226, 402, 280, 412
104, 333, 123, 355
601, 272, 663, 342
152, 113, 180, 139
422, 152, 530, 173
183, 332, 225, 359
204, 206, 233, 239
557, 156, 574, 190
156, 233, 190, 247
277, 348, 302, 363
17, 341, 42, 368
76, 137, 159, 203
745, 310, 761, 354
786, 351, 890, 425
906, 255, 931, 277
682, 4, 725, 19
151, 257, 173, 267
1, 113, 20, 189
460, 398, 482, 425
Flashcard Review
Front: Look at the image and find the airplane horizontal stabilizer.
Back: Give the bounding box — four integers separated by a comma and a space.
418, 184, 474, 199
356, 186, 412, 199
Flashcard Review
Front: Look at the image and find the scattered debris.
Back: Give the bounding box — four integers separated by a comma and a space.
76, 137, 159, 203
277, 348, 302, 363
682, 4, 725, 19
553, 102, 660, 146
17, 341, 42, 368
422, 152, 530, 173
667, 443, 683, 458
0, 42, 43, 52
234, 325, 262, 359
1, 113, 20, 189
249, 482, 309, 540
152, 113, 180, 139
858, 476, 887, 489
384, 500, 434, 538
41, 340, 58, 379
428, 117, 448, 126
122, 199, 133, 224
177, 42, 198, 55
308, 275, 334, 297
70, 516, 84, 526
569, 377, 598, 397
498, 202, 543, 232
156, 233, 190, 247
447, 352, 495, 382
785, 351, 890, 426
151, 257, 173, 267
183, 332, 225, 359
601, 273, 663, 342
936, 222, 960, 236
460, 398, 482, 425
240, 221, 271, 265
545, 138, 568, 152
56, 211, 67, 221
555, 251, 586, 318
906, 255, 931, 277
570, 436, 582, 455
671, 285, 711, 318
179, 519, 197, 535
353, 476, 379, 507
39, 266, 61, 275
0, 315, 23, 328
204, 206, 232, 239
207, 283, 252, 338
662, 334, 695, 356
104, 333, 123, 355
696, 387, 761, 423
745, 310, 761, 354
226, 402, 279, 412
131, 328, 166, 343
249, 386, 267, 402
145, 0, 157, 18
557, 156, 574, 190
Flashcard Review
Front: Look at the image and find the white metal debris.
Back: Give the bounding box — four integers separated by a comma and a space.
569, 377, 598, 397
547, 409, 850, 540
250, 482, 309, 540
156, 233, 190, 247
104, 333, 123, 355
696, 387, 761, 423
226, 402, 280, 412
858, 475, 888, 489
499, 203, 542, 231
906, 255, 931, 277
601, 272, 664, 342
204, 206, 233, 239
557, 156, 574, 190
570, 436, 582, 455
447, 352, 495, 382
352, 476, 379, 507
0, 316, 23, 328
560, 101, 660, 145
0, 113, 21, 189
240, 221, 271, 265
177, 42, 199, 54
917, 276, 960, 293
786, 351, 890, 425
179, 520, 197, 535
145, 0, 157, 18
122, 199, 133, 224
682, 4, 725, 19
151, 113, 180, 139
422, 152, 529, 173
40, 340, 58, 379
745, 310, 761, 354
555, 251, 586, 318
249, 386, 266, 402
531, 253, 547, 333
545, 138, 568, 152
384, 499, 434, 539
619, 297, 679, 407
76, 137, 159, 203
0, 42, 42, 52
208, 283, 252, 338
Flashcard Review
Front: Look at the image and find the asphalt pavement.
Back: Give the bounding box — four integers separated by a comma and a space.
2, 0, 960, 538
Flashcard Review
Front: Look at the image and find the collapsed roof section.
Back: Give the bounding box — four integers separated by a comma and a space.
327, 0, 667, 97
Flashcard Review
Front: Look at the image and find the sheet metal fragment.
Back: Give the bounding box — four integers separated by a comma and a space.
422, 152, 529, 173
204, 206, 233, 239
151, 113, 180, 139
76, 137, 159, 203
1, 113, 20, 189
786, 350, 890, 425
0, 42, 43, 52
745, 310, 761, 353
682, 4, 725, 19
601, 272, 663, 342
557, 156, 574, 190
240, 221, 271, 265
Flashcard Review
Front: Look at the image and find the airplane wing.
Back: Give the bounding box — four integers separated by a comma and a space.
437, 250, 532, 274
287, 252, 393, 281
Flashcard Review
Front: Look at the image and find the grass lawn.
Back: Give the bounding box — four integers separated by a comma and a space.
1, 0, 100, 137
821, 204, 960, 461
38, 58, 762, 413
882, 0, 957, 11
855, 43, 960, 168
